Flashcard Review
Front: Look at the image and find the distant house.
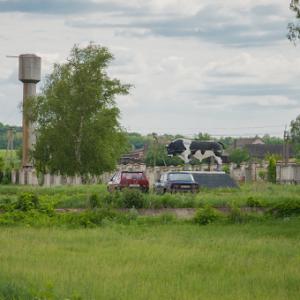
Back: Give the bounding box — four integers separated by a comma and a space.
120, 147, 147, 165
234, 137, 264, 149
244, 144, 293, 160
232, 137, 292, 161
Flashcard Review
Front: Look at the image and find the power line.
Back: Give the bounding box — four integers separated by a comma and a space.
126, 124, 286, 133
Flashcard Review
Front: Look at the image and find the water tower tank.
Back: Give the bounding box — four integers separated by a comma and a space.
19, 54, 41, 83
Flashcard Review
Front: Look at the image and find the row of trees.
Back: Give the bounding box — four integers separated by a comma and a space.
0, 123, 22, 150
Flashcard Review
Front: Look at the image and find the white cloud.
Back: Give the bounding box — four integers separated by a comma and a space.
0, 0, 298, 137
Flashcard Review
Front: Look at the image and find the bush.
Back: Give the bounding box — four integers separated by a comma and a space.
1, 169, 12, 185
268, 199, 300, 217
222, 165, 230, 174
121, 189, 145, 209
102, 191, 122, 208
246, 196, 262, 208
258, 170, 266, 180
267, 155, 277, 183
15, 193, 39, 211
0, 197, 14, 212
194, 205, 220, 225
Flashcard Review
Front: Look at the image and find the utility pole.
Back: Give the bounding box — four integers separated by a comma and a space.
283, 128, 290, 166
152, 133, 158, 168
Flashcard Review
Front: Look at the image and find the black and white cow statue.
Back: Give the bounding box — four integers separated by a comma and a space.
166, 139, 224, 167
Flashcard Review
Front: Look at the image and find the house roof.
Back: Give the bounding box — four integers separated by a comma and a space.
120, 147, 147, 164
244, 144, 292, 159
234, 137, 264, 148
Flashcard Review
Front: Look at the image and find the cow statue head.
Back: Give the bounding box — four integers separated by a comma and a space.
166, 139, 192, 163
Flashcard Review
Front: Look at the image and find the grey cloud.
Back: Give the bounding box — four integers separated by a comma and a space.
0, 0, 130, 15
197, 83, 300, 98
66, 4, 288, 47
205, 69, 255, 78
0, 70, 19, 86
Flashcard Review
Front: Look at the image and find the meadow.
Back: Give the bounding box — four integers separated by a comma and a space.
1, 183, 300, 209
1, 183, 300, 299
1, 219, 300, 299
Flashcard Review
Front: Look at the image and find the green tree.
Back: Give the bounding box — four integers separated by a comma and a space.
126, 132, 149, 149
229, 149, 250, 167
195, 132, 211, 141
218, 136, 233, 148
28, 43, 130, 176
262, 134, 283, 145
290, 115, 300, 144
145, 144, 183, 167
288, 0, 300, 43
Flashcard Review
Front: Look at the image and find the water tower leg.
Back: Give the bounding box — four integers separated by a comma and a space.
22, 82, 36, 168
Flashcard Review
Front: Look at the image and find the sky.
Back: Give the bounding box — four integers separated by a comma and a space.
0, 0, 299, 137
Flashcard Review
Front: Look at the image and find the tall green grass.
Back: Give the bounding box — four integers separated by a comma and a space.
1, 220, 300, 299
1, 183, 300, 209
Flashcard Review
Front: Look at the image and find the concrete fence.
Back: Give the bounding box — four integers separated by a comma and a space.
276, 163, 300, 184
11, 162, 268, 186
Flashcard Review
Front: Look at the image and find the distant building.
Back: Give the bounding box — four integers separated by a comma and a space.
234, 137, 264, 149
244, 144, 292, 160
120, 147, 147, 164
232, 137, 293, 161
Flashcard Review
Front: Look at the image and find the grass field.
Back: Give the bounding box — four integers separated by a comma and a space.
1, 219, 300, 299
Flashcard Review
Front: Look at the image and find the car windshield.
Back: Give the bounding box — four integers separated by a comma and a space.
122, 172, 144, 180
168, 173, 193, 182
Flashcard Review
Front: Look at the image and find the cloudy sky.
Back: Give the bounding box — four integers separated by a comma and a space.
0, 0, 299, 137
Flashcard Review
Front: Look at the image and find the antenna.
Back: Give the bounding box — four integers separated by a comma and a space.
283, 125, 290, 166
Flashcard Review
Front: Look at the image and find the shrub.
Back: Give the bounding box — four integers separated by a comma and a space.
121, 189, 145, 209
0, 197, 14, 212
15, 193, 39, 211
1, 169, 12, 185
222, 165, 230, 174
194, 205, 220, 225
102, 191, 122, 208
267, 155, 277, 183
268, 199, 300, 217
258, 170, 267, 180
246, 196, 262, 208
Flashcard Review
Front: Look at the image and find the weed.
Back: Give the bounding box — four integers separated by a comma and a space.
88, 194, 100, 209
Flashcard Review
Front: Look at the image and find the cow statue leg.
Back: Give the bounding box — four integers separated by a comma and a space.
194, 150, 222, 170
178, 139, 192, 164
214, 155, 223, 171
194, 150, 214, 163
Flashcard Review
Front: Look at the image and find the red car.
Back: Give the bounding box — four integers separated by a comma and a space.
107, 171, 149, 192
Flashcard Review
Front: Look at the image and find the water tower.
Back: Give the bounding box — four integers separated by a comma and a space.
18, 54, 41, 168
